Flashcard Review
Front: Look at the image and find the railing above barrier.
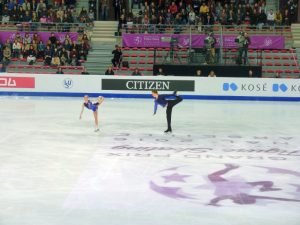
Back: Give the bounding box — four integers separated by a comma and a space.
0, 21, 91, 33
120, 24, 292, 36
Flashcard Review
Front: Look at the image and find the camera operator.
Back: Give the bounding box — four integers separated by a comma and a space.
235, 32, 250, 65
169, 37, 178, 62
204, 32, 216, 64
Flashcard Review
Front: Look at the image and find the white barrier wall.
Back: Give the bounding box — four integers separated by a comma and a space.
0, 73, 300, 101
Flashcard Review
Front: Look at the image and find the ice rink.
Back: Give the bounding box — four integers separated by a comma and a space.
0, 96, 300, 225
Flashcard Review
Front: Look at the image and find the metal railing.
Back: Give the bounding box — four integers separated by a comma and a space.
152, 47, 263, 66
120, 24, 292, 36
0, 21, 92, 33
121, 24, 291, 65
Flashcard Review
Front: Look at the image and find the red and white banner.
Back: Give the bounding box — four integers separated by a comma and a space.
0, 76, 35, 88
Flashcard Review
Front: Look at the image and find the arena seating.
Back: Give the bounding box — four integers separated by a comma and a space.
117, 46, 299, 78
6, 58, 84, 74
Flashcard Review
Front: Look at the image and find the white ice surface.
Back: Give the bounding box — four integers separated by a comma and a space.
0, 97, 299, 225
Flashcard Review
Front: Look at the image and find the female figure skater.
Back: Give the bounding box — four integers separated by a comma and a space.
79, 95, 104, 131
151, 90, 183, 133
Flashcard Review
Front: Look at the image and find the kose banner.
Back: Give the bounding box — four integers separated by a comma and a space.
101, 79, 195, 91
0, 76, 35, 88
222, 81, 300, 93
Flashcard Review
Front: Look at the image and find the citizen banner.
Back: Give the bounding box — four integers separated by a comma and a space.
101, 79, 195, 91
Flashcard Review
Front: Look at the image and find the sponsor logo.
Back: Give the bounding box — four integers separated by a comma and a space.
150, 164, 300, 207
273, 83, 288, 92
222, 82, 300, 93
264, 37, 273, 47
134, 36, 142, 45
63, 78, 73, 89
223, 82, 238, 91
102, 79, 195, 91
0, 76, 35, 88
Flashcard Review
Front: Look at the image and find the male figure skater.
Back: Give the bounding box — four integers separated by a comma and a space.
79, 95, 104, 132
151, 90, 183, 133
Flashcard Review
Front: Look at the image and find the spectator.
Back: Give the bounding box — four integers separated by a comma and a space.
0, 43, 3, 62
2, 5, 10, 24
208, 70, 216, 77
37, 40, 45, 58
52, 48, 60, 66
113, 0, 121, 21
81, 67, 90, 75
132, 67, 141, 76
257, 9, 267, 29
196, 69, 202, 76
88, 9, 95, 22
204, 13, 215, 30
63, 39, 72, 53
3, 46, 11, 66
44, 45, 52, 66
287, 0, 298, 23
188, 8, 196, 25
275, 71, 281, 78
267, 9, 275, 28
111, 45, 122, 67
12, 40, 22, 58
227, 10, 236, 26
248, 69, 253, 77
56, 67, 64, 74
118, 14, 127, 33
78, 40, 90, 61
49, 33, 57, 46
250, 9, 258, 27
27, 45, 36, 65
36, 0, 46, 14
169, 2, 178, 17
101, 0, 109, 20
69, 47, 79, 66
59, 47, 69, 65
283, 9, 290, 25
199, 2, 209, 22
105, 66, 115, 75
275, 10, 283, 26
156, 67, 165, 76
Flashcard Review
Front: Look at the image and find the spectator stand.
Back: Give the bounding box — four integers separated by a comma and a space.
118, 24, 299, 78
0, 22, 92, 75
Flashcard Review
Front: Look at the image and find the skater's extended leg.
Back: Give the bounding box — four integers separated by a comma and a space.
166, 106, 172, 132
93, 111, 99, 131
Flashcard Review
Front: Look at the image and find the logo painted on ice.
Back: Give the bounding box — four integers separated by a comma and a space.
223, 82, 238, 91
273, 83, 288, 92
150, 164, 300, 207
63, 78, 73, 89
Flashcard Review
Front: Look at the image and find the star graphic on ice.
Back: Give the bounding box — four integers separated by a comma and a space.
162, 173, 190, 183
149, 181, 194, 199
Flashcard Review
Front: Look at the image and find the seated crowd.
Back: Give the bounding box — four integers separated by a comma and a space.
0, 0, 95, 26
0, 32, 90, 69
119, 0, 298, 33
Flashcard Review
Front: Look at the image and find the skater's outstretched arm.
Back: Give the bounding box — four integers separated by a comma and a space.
98, 96, 104, 105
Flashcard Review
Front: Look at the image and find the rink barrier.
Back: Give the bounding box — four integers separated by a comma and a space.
0, 74, 300, 101
1, 91, 300, 101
